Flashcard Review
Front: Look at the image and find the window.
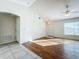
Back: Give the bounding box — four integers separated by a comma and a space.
64, 22, 79, 35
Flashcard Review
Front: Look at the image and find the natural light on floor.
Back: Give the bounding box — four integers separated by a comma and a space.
32, 39, 62, 46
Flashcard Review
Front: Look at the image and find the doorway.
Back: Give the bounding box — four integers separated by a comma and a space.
0, 12, 20, 44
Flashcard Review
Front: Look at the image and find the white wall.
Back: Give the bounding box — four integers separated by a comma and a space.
47, 17, 79, 40
0, 0, 46, 44
0, 13, 16, 44
31, 15, 45, 39
16, 17, 20, 42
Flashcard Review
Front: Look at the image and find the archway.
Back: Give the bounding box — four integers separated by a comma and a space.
0, 12, 20, 44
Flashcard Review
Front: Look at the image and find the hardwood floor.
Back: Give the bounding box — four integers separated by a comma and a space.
23, 38, 79, 59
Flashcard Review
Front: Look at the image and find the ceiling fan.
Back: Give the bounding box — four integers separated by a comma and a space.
63, 0, 79, 16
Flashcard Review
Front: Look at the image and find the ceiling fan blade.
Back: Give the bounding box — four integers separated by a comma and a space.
71, 11, 79, 13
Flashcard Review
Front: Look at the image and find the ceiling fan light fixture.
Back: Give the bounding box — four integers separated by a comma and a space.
64, 11, 71, 16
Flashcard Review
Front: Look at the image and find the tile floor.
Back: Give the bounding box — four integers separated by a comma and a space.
0, 42, 39, 59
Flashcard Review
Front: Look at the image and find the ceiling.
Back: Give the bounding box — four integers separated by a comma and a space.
29, 0, 79, 20
7, 0, 37, 7
7, 0, 79, 20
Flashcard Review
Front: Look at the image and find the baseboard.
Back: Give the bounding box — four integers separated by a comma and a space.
0, 41, 18, 45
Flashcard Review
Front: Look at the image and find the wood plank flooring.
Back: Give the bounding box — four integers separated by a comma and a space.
23, 38, 79, 59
